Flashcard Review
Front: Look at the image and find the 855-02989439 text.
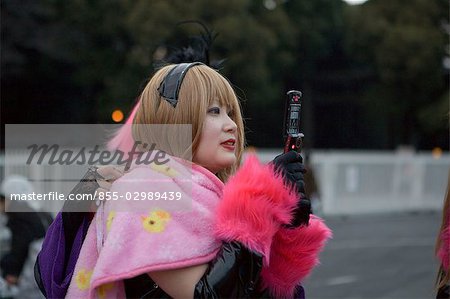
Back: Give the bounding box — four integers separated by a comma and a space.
96, 191, 182, 201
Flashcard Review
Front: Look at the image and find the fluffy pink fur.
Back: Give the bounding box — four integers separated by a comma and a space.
215, 154, 298, 264
438, 225, 450, 270
107, 101, 140, 154
261, 215, 332, 298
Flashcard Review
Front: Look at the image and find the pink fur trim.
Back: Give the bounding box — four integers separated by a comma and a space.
438, 225, 450, 270
215, 154, 298, 263
261, 215, 332, 298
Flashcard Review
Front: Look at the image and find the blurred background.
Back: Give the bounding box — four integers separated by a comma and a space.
1, 0, 448, 151
1, 0, 449, 298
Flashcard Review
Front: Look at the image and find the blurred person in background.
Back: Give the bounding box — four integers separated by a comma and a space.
303, 151, 321, 216
435, 171, 450, 299
0, 175, 52, 299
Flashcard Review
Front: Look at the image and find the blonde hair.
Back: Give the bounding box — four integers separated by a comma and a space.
132, 64, 245, 182
435, 170, 450, 291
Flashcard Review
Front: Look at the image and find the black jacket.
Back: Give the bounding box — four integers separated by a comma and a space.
124, 242, 270, 299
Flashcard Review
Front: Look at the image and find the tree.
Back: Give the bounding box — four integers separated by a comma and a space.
344, 0, 449, 148
4, 0, 445, 150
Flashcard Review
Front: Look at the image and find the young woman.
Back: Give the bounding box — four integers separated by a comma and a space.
39, 62, 331, 299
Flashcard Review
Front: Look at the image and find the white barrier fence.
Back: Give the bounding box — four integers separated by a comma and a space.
1, 149, 449, 215
254, 149, 450, 215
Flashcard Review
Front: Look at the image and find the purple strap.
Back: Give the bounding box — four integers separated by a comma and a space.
37, 213, 89, 299
295, 285, 306, 299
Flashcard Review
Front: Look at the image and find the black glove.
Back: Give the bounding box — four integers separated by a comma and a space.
194, 241, 264, 298
272, 151, 312, 227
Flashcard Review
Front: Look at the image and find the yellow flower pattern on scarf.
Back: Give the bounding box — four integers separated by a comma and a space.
106, 210, 116, 232
75, 268, 93, 290
97, 282, 114, 299
141, 209, 171, 233
150, 163, 179, 178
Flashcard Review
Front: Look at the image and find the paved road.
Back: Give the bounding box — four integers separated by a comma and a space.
303, 211, 442, 299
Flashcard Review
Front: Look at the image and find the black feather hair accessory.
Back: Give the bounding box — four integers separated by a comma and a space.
154, 20, 225, 70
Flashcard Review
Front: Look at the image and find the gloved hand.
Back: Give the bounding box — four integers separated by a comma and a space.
194, 242, 264, 298
272, 151, 311, 227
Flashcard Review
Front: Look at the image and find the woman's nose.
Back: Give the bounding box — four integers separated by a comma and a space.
224, 116, 237, 133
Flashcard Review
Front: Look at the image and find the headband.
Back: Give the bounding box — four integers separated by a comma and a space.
157, 62, 204, 107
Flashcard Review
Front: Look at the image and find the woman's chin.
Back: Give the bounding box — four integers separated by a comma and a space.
204, 157, 236, 174
222, 154, 237, 167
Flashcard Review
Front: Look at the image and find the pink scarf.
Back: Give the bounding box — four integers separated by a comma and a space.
66, 153, 331, 298
66, 156, 223, 299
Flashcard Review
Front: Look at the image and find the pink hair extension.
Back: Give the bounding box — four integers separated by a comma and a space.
107, 101, 140, 157
438, 225, 450, 271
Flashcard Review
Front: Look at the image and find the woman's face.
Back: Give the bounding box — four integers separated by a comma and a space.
193, 100, 237, 174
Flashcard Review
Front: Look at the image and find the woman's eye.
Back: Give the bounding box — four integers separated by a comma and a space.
227, 110, 234, 117
208, 107, 220, 114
